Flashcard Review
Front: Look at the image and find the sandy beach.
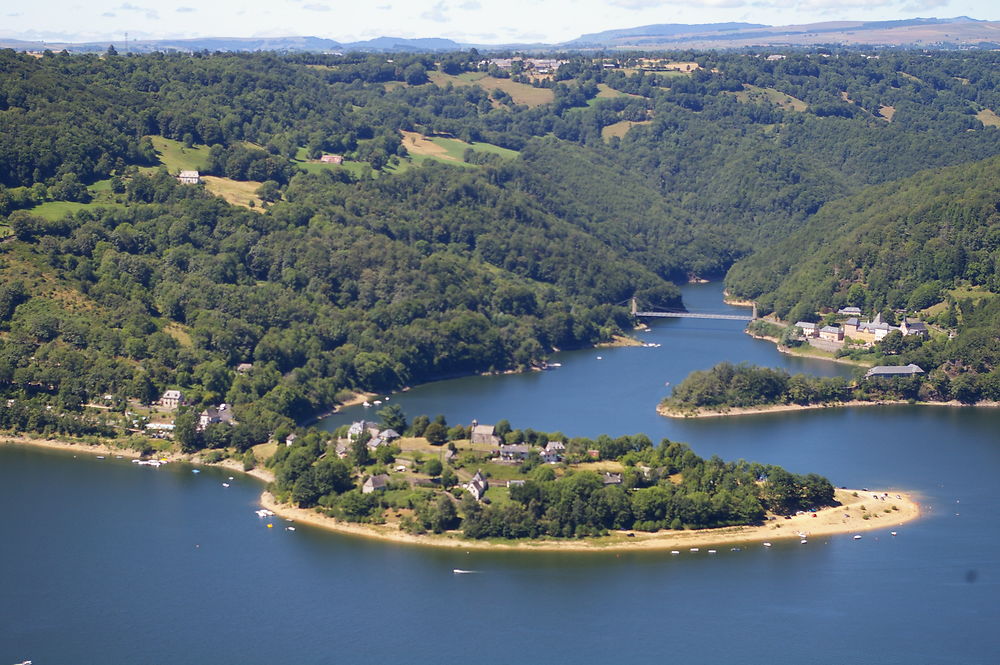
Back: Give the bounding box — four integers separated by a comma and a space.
658, 399, 1000, 419
260, 487, 920, 552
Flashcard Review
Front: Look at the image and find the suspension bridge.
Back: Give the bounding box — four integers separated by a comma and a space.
630, 297, 757, 322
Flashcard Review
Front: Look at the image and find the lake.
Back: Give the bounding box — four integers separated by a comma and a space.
2, 283, 998, 664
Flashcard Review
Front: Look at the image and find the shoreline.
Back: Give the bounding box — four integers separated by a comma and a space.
746, 331, 873, 368
2, 433, 921, 553
0, 434, 276, 484
261, 487, 921, 552
658, 399, 1000, 419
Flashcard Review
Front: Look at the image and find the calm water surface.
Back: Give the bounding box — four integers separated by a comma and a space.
2, 283, 998, 664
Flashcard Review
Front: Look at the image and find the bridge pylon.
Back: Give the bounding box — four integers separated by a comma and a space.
752, 303, 758, 320
631, 297, 638, 316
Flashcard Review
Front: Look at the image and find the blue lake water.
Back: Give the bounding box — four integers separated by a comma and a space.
2, 283, 998, 664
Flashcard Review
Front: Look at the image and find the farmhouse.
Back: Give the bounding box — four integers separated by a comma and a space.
177, 170, 200, 184
319, 154, 343, 164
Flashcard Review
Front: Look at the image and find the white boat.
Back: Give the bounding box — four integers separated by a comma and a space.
96, 456, 105, 459
192, 469, 200, 474
690, 548, 699, 552
596, 356, 603, 360
707, 549, 717, 554
286, 526, 296, 531
549, 363, 562, 367
363, 401, 371, 408
228, 476, 234, 480
763, 542, 772, 547
222, 483, 230, 488
890, 531, 897, 536
670, 551, 680, 555
853, 535, 862, 540
453, 569, 477, 574
800, 539, 808, 544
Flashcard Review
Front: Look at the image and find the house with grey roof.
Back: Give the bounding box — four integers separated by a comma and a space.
795, 321, 818, 337
865, 364, 924, 379
362, 474, 389, 494
465, 470, 488, 501
498, 443, 531, 462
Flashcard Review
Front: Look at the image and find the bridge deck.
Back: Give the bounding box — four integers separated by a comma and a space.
635, 311, 752, 321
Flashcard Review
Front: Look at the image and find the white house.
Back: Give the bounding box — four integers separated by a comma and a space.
160, 390, 183, 409
177, 170, 200, 185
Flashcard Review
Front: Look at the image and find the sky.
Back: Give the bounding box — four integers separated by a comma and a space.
1, 0, 997, 45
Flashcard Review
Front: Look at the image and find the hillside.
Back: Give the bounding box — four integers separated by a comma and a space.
4, 47, 1000, 444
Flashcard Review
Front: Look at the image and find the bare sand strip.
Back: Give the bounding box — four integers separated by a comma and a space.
261, 488, 920, 553
659, 399, 1000, 419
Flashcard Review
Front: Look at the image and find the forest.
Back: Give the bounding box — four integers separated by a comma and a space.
2, 47, 1000, 447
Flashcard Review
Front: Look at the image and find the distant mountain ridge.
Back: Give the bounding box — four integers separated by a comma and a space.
2, 16, 997, 53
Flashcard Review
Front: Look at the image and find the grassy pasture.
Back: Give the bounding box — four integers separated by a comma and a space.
148, 135, 211, 172
201, 175, 263, 210
727, 84, 808, 112
601, 120, 651, 140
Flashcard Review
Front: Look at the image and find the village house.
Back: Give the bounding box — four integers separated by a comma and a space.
795, 321, 818, 338
818, 325, 843, 342
465, 470, 488, 501
319, 154, 343, 164
602, 472, 624, 486
838, 306, 863, 316
235, 363, 254, 374
541, 440, 565, 464
362, 474, 389, 494
498, 443, 531, 462
198, 403, 235, 431
159, 389, 183, 410
348, 420, 381, 440
865, 364, 925, 379
285, 433, 297, 447
177, 170, 200, 185
366, 428, 401, 450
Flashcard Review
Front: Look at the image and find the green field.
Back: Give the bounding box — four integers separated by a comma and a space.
28, 200, 121, 221
149, 135, 212, 172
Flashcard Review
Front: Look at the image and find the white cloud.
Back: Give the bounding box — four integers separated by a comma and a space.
176, 7, 196, 13
302, 3, 331, 10
117, 3, 160, 20
421, 1, 449, 22
459, 1, 482, 9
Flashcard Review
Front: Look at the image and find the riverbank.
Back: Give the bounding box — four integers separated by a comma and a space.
658, 399, 1000, 419
0, 434, 276, 484
260, 487, 920, 552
